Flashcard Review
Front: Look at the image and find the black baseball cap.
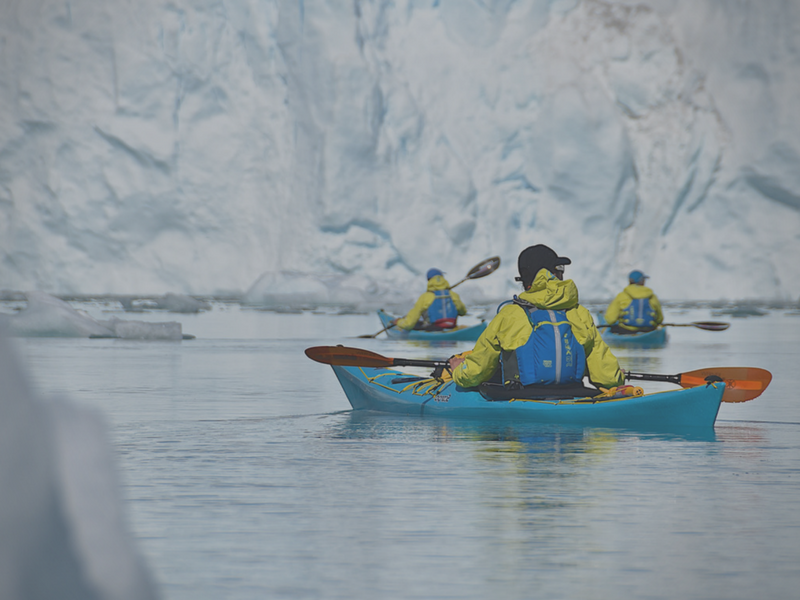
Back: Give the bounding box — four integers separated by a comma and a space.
516, 245, 571, 287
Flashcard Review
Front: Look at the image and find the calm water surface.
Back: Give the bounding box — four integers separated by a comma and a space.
15, 303, 800, 600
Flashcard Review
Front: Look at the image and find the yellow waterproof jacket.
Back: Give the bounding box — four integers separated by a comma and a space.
452, 269, 624, 389
604, 284, 664, 331
396, 275, 467, 330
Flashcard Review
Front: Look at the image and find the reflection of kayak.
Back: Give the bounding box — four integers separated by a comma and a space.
378, 310, 487, 341
597, 314, 668, 348
330, 365, 724, 431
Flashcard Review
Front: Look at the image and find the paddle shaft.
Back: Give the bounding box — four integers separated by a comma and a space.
392, 357, 449, 369
626, 372, 681, 385
358, 322, 397, 339
597, 321, 729, 331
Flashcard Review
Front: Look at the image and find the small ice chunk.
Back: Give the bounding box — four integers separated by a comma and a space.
100, 317, 184, 340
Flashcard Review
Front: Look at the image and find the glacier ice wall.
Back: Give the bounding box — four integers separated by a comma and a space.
1, 0, 799, 303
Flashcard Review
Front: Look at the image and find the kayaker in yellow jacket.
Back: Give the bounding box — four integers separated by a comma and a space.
448, 245, 624, 390
604, 270, 664, 334
393, 269, 467, 331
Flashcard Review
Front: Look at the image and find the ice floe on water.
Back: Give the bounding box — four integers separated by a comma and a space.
97, 318, 188, 341
0, 292, 191, 339
0, 327, 159, 600
242, 271, 385, 311
119, 293, 211, 314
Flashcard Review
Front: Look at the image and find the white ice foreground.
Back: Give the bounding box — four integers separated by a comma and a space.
0, 327, 159, 600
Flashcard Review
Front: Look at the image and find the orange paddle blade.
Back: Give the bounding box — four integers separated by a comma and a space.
305, 346, 394, 367
679, 367, 772, 403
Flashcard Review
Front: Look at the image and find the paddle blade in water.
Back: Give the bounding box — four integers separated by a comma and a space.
691, 321, 730, 331
679, 367, 772, 403
356, 323, 396, 338
661, 321, 731, 331
305, 346, 394, 367
466, 256, 501, 280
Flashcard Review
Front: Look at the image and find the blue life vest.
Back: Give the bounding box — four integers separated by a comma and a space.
621, 296, 656, 329
425, 290, 458, 329
501, 305, 586, 386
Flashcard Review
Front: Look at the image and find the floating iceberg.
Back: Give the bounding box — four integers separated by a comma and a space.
97, 318, 186, 341
0, 292, 117, 338
1, 292, 190, 339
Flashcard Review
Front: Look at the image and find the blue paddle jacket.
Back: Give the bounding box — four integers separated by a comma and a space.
604, 284, 664, 331
396, 275, 467, 330
452, 269, 624, 389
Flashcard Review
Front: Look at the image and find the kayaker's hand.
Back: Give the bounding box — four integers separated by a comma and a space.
449, 356, 465, 371
390, 318, 398, 326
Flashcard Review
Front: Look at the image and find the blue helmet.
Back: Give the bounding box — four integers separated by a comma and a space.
629, 270, 649, 284
426, 268, 444, 280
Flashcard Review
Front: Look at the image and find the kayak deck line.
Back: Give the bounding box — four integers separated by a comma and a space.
362, 368, 450, 396
356, 366, 712, 406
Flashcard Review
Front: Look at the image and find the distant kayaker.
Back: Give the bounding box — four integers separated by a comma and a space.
448, 245, 624, 391
604, 270, 664, 335
392, 269, 468, 331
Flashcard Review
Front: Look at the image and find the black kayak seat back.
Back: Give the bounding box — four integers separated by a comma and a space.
479, 382, 602, 401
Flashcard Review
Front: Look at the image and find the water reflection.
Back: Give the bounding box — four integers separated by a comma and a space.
374, 338, 468, 355
615, 353, 665, 373
322, 410, 718, 447
713, 422, 770, 459
712, 306, 769, 318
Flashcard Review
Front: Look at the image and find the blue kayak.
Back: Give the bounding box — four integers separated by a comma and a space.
330, 365, 724, 431
378, 310, 487, 341
597, 314, 668, 348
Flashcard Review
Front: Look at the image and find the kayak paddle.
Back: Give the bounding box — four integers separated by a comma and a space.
661, 321, 730, 331
357, 322, 397, 339
625, 367, 772, 403
356, 256, 501, 338
448, 256, 501, 289
597, 321, 730, 331
306, 346, 772, 403
305, 345, 448, 369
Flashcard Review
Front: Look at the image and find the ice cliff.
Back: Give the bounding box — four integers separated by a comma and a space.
1, 0, 799, 304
